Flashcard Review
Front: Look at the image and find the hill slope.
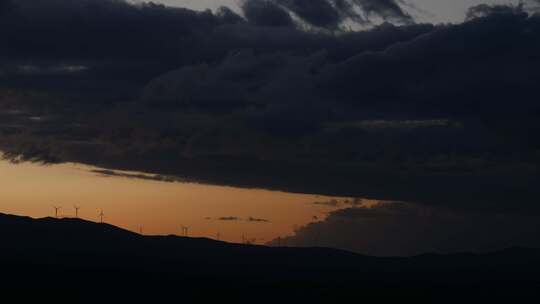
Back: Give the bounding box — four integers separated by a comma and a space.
0, 213, 539, 302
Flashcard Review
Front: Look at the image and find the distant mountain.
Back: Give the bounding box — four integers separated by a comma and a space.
0, 213, 539, 302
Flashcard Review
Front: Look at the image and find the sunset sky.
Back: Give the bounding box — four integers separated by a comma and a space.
1, 0, 539, 256
0, 159, 351, 244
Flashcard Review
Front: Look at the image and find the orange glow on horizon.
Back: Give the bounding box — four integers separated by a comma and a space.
0, 160, 359, 244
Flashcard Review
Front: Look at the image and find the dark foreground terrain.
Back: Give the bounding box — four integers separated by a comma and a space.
0, 213, 539, 302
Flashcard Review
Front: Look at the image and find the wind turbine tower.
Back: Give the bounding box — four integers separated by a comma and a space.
99, 210, 105, 223
74, 205, 81, 218
53, 206, 62, 218
181, 225, 189, 237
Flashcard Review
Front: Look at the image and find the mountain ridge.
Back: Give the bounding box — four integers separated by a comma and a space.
1, 212, 539, 302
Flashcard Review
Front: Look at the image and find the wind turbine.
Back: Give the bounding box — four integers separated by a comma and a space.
52, 206, 62, 218
74, 205, 81, 218
99, 210, 105, 223
181, 225, 189, 237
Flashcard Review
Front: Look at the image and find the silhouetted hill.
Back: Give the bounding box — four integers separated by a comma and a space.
1, 213, 539, 302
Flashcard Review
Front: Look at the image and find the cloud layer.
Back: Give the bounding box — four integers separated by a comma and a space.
269, 201, 540, 256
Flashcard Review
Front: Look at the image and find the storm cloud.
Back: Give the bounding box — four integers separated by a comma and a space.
0, 1, 539, 216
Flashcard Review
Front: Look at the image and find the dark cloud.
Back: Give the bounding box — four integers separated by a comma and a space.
241, 0, 413, 29
0, 0, 246, 102
312, 199, 341, 207
210, 216, 270, 222
275, 0, 343, 28
0, 0, 426, 100
311, 198, 364, 207
218, 216, 241, 221
246, 217, 270, 222
91, 169, 179, 182
353, 0, 413, 23
241, 0, 294, 27
215, 6, 246, 24
0, 1, 539, 217
466, 3, 528, 20
0, 0, 13, 14
268, 202, 540, 256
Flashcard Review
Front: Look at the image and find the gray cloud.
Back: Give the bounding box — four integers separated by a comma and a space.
240, 0, 413, 29
269, 202, 540, 256
466, 2, 528, 20
241, 0, 294, 27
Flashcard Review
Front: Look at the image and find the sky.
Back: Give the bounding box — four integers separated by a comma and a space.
2, 158, 540, 256
0, 159, 350, 244
1, 0, 539, 256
